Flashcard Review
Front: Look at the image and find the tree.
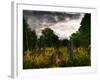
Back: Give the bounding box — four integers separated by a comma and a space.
59, 39, 69, 47
70, 14, 91, 48
41, 28, 59, 47
70, 32, 80, 47
23, 16, 29, 51
79, 14, 91, 48
23, 16, 37, 52
37, 35, 45, 50
28, 30, 37, 50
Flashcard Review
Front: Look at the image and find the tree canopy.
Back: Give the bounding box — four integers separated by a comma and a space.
70, 14, 91, 48
23, 13, 91, 51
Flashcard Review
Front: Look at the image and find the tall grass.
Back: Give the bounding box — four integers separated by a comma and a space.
23, 47, 90, 69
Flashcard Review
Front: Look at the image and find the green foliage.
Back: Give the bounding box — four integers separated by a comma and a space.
23, 16, 28, 51
70, 14, 91, 48
41, 28, 59, 47
79, 14, 91, 47
59, 39, 69, 47
23, 16, 37, 51
28, 30, 37, 50
70, 32, 81, 47
72, 48, 90, 66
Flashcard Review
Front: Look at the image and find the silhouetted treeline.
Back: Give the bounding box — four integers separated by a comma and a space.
23, 14, 91, 52
70, 14, 91, 48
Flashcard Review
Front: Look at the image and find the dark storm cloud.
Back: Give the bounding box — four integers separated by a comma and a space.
23, 10, 81, 22
23, 10, 84, 39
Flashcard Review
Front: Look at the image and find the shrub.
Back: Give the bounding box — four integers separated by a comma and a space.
72, 48, 90, 66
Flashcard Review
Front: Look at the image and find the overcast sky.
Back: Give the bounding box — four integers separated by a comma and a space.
23, 10, 85, 39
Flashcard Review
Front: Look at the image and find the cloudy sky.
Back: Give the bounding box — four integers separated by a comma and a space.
23, 10, 85, 39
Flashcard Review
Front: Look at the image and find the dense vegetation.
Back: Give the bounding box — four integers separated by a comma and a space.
23, 14, 91, 69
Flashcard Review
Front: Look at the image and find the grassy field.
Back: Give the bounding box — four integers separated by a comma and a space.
23, 47, 90, 69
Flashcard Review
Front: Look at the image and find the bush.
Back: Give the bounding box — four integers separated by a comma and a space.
72, 48, 90, 66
